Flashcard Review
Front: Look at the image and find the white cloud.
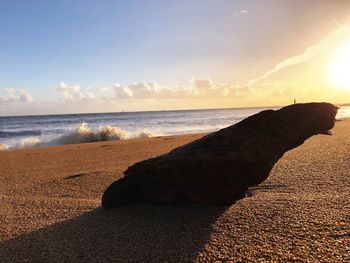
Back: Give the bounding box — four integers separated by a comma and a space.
128, 82, 159, 98
113, 83, 133, 99
191, 78, 230, 97
3, 87, 15, 94
19, 90, 33, 102
112, 79, 253, 100
100, 86, 110, 92
240, 10, 249, 14
0, 88, 34, 103
57, 82, 96, 102
82, 92, 96, 100
56, 82, 80, 101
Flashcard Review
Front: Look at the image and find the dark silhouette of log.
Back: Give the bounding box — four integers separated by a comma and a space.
102, 103, 338, 207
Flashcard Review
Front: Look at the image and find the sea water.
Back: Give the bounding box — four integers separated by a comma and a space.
1, 106, 349, 150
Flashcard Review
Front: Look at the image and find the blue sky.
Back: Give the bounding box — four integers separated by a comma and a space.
1, 0, 350, 115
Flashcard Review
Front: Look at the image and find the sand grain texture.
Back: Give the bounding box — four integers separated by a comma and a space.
0, 122, 349, 262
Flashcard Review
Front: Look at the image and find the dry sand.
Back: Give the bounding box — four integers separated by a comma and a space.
0, 120, 349, 262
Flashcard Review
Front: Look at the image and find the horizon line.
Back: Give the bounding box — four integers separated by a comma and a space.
1, 101, 349, 118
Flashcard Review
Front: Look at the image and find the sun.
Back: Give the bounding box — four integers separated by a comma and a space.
329, 40, 350, 89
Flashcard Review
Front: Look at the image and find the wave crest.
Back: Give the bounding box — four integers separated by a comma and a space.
96, 125, 128, 141
1, 123, 156, 150
15, 137, 41, 149
0, 144, 8, 151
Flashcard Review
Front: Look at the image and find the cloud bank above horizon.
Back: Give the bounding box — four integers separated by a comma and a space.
0, 88, 33, 103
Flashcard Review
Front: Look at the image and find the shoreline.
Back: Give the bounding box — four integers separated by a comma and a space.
0, 132, 209, 152
1, 116, 349, 152
0, 120, 349, 261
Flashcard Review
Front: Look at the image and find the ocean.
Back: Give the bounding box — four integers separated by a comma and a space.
1, 105, 349, 150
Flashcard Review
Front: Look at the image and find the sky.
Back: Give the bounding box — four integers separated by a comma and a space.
1, 0, 350, 115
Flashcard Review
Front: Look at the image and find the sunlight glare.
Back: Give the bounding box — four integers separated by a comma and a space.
329, 40, 350, 89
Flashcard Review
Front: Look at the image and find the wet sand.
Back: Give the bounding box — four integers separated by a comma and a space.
0, 120, 349, 262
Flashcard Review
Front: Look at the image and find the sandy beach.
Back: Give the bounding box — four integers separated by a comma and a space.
0, 120, 349, 262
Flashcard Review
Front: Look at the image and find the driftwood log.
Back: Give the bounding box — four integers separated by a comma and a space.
102, 103, 338, 207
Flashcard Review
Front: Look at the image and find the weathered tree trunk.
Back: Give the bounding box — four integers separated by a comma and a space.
102, 103, 338, 207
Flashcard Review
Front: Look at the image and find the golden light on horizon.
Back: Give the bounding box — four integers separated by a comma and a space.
329, 39, 350, 89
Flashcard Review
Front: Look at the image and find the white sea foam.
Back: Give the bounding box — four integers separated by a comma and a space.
0, 144, 8, 151
96, 125, 128, 141
336, 106, 350, 120
1, 123, 156, 150
137, 129, 154, 138
15, 137, 41, 149
47, 123, 129, 145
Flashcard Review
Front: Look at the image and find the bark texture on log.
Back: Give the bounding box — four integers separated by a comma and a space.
102, 103, 338, 207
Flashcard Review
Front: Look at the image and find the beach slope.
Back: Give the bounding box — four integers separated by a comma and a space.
0, 121, 349, 262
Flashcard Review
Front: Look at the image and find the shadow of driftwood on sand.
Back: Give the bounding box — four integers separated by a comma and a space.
0, 205, 226, 262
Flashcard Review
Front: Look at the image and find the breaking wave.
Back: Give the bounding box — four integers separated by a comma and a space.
2, 123, 155, 150
14, 137, 42, 149
48, 123, 128, 145
0, 144, 8, 151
